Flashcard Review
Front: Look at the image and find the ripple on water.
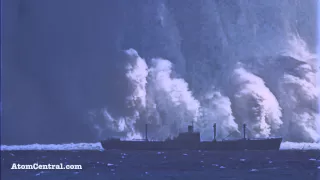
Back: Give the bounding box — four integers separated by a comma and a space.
107, 163, 115, 167
250, 169, 259, 172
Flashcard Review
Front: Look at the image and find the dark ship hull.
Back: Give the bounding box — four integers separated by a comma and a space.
100, 138, 282, 151
100, 124, 282, 151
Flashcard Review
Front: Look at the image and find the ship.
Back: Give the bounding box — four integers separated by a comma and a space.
100, 123, 282, 151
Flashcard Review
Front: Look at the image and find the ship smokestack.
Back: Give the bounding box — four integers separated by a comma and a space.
145, 124, 148, 141
188, 125, 194, 133
213, 123, 216, 141
243, 124, 246, 139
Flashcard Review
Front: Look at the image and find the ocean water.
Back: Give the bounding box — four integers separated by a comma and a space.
1, 143, 320, 180
1, 150, 320, 180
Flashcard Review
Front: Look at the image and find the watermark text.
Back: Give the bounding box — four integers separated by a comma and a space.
11, 163, 82, 170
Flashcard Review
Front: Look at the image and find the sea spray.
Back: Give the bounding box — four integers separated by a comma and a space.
198, 91, 238, 140
228, 66, 283, 138
88, 0, 319, 142
89, 50, 201, 140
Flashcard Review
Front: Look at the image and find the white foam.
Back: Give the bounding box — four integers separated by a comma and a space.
0, 143, 103, 151
280, 142, 320, 150
107, 163, 115, 166
1, 142, 319, 151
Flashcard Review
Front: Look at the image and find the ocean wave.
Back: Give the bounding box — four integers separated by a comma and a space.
1, 142, 319, 151
0, 143, 103, 151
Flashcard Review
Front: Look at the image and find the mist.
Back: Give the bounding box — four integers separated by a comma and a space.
2, 0, 319, 144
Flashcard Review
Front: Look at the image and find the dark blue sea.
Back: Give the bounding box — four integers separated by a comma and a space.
2, 149, 320, 180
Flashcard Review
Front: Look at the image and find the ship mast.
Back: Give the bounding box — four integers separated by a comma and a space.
213, 123, 217, 141
145, 124, 148, 141
243, 124, 246, 140
188, 121, 194, 133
